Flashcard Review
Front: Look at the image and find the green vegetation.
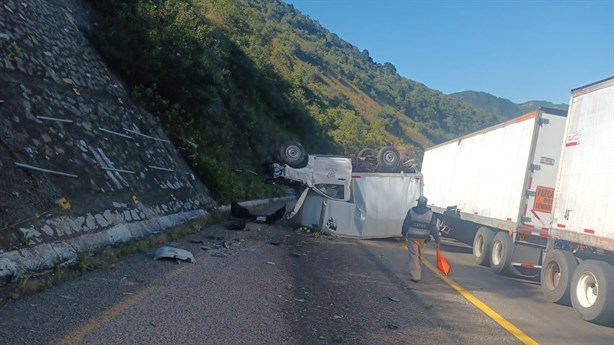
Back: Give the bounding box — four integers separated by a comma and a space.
86, 0, 504, 203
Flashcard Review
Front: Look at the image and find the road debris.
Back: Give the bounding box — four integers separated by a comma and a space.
153, 246, 195, 263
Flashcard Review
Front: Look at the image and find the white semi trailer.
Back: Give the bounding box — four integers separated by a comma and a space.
421, 107, 568, 277
540, 76, 614, 325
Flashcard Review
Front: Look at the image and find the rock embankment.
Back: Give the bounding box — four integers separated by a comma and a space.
0, 0, 215, 283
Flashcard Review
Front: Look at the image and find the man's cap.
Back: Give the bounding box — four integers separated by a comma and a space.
416, 196, 428, 205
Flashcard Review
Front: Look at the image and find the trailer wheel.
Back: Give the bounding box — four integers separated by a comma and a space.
356, 148, 377, 171
541, 249, 577, 305
357, 148, 376, 160
280, 141, 307, 168
473, 227, 494, 266
490, 231, 513, 275
377, 146, 400, 171
570, 260, 614, 325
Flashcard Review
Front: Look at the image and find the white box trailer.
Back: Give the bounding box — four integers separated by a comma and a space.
293, 172, 423, 238
540, 76, 614, 325
421, 107, 568, 277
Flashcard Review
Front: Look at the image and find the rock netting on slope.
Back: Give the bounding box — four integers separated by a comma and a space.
0, 0, 216, 282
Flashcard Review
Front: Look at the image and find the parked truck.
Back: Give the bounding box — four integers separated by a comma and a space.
540, 76, 614, 324
269, 142, 423, 238
421, 107, 568, 277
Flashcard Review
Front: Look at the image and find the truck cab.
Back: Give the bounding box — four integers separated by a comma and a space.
270, 141, 406, 203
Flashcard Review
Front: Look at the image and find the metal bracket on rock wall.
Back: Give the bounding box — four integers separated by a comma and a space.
15, 162, 78, 178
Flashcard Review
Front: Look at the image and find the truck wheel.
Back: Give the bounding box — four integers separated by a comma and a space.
570, 260, 614, 325
541, 249, 577, 305
377, 146, 400, 171
473, 227, 494, 266
356, 148, 376, 171
358, 148, 376, 159
490, 231, 514, 275
280, 141, 307, 168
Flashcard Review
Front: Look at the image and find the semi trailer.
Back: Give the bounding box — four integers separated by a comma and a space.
421, 107, 568, 277
540, 76, 614, 325
422, 76, 614, 325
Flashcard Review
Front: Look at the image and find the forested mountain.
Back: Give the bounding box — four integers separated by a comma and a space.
449, 91, 568, 120
86, 0, 510, 202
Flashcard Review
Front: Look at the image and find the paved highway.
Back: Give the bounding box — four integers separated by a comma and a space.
1, 221, 613, 344
362, 237, 614, 345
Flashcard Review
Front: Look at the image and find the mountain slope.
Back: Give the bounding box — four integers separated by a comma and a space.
196, 0, 505, 147
449, 91, 568, 119
86, 0, 514, 202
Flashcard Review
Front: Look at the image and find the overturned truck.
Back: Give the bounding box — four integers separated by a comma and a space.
268, 142, 423, 239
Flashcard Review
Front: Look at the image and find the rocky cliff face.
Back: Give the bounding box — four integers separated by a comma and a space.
0, 0, 216, 282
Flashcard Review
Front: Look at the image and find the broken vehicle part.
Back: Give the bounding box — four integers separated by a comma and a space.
153, 246, 195, 263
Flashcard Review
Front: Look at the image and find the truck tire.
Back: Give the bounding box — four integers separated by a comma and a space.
490, 231, 514, 275
357, 148, 376, 159
570, 260, 614, 325
280, 141, 307, 168
473, 227, 494, 266
356, 148, 376, 171
377, 146, 400, 171
541, 249, 577, 305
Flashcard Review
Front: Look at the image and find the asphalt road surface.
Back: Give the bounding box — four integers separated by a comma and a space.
0, 219, 613, 345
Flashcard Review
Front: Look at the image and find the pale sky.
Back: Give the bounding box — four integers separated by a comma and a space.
284, 0, 614, 105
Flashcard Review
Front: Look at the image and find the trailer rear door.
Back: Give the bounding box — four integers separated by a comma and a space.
519, 109, 567, 232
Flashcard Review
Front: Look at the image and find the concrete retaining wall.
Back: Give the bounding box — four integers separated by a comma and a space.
0, 0, 219, 283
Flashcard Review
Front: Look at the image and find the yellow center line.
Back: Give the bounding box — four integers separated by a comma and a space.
52, 264, 193, 345
401, 242, 539, 345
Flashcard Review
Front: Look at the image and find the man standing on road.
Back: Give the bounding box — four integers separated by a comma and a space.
401, 196, 441, 283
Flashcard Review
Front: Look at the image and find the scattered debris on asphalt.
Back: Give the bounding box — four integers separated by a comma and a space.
387, 296, 400, 302
153, 246, 195, 263
196, 235, 242, 258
